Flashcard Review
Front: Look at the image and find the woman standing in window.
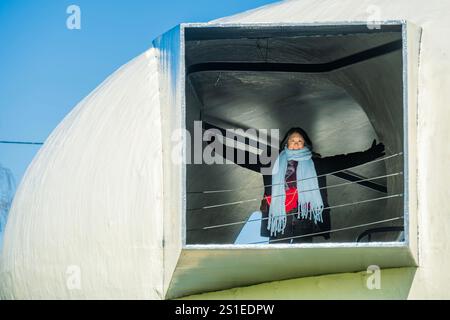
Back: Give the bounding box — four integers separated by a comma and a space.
211, 127, 385, 244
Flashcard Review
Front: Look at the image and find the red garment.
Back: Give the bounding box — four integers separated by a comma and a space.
264, 187, 299, 212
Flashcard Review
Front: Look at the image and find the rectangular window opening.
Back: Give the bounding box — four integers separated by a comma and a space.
183, 22, 410, 248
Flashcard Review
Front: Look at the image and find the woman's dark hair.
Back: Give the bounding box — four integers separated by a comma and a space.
280, 127, 321, 157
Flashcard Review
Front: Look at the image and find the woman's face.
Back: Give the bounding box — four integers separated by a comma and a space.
287, 132, 305, 150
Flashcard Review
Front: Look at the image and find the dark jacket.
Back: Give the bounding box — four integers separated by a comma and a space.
212, 141, 384, 239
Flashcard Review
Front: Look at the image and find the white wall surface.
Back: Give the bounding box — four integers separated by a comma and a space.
0, 48, 165, 299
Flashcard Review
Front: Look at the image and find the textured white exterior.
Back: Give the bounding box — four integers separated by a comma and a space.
1, 0, 450, 299
0, 49, 165, 299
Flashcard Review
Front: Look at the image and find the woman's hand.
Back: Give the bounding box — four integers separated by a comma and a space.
366, 139, 385, 158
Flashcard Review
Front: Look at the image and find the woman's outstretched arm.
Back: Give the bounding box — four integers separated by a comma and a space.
317, 139, 386, 174
205, 135, 267, 173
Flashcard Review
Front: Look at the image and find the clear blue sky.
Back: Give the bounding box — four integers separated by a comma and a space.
0, 0, 279, 186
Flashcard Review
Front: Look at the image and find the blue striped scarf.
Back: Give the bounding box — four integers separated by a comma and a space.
267, 145, 324, 237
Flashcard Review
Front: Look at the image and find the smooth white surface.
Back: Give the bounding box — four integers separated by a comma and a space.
0, 48, 165, 299
152, 25, 185, 299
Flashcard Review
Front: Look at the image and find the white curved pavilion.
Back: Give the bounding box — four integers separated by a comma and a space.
1, 0, 450, 299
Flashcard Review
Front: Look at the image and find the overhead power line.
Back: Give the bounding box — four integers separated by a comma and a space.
0, 140, 44, 145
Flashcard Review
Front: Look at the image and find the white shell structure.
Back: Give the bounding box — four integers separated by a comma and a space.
2, 0, 450, 299
0, 50, 165, 299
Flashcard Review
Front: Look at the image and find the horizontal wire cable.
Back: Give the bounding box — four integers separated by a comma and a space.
248, 216, 404, 244
0, 140, 44, 145
188, 152, 402, 194
187, 171, 402, 211
187, 193, 403, 231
